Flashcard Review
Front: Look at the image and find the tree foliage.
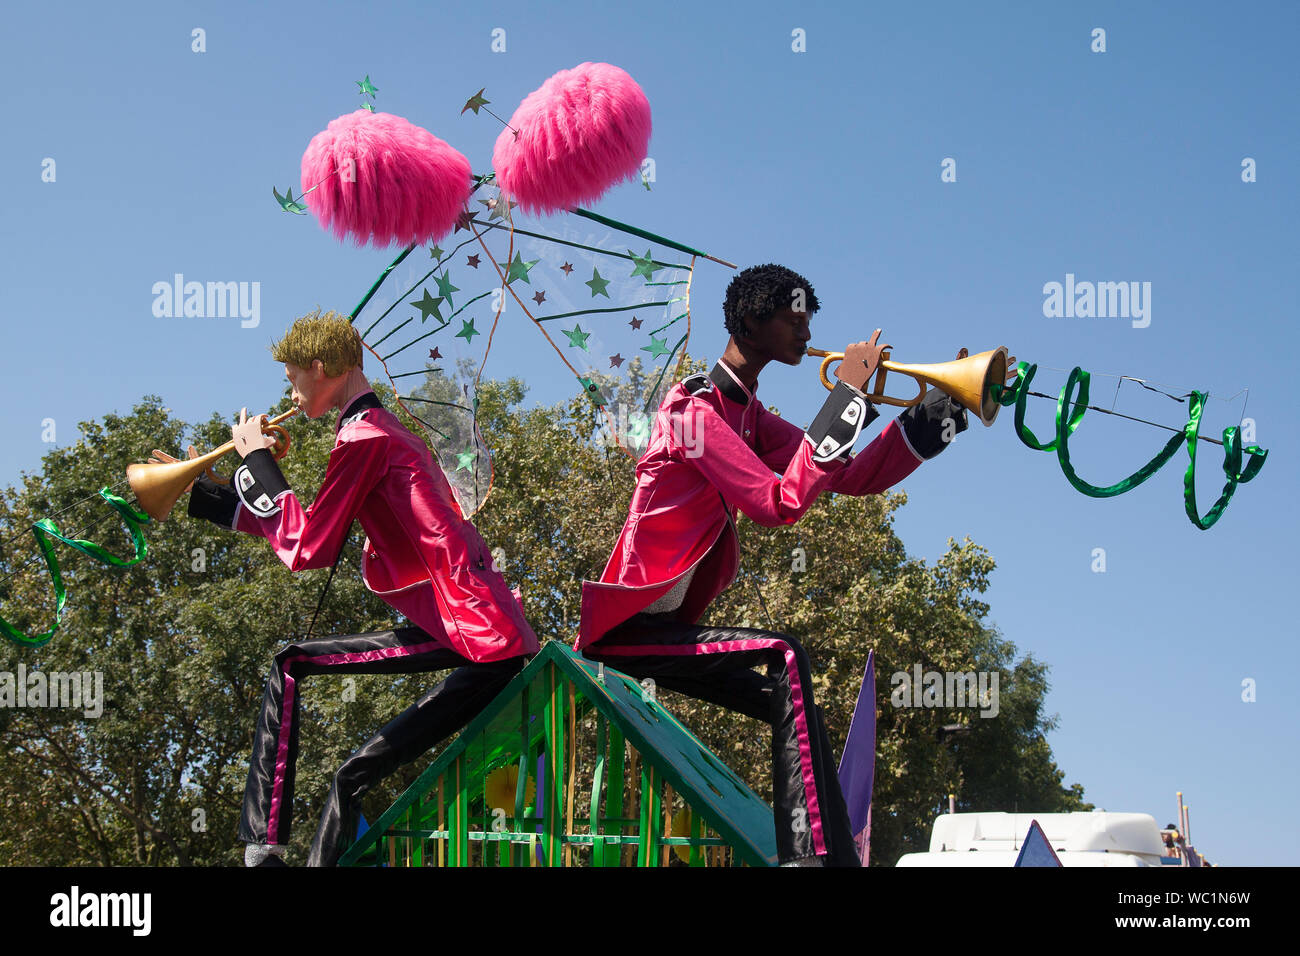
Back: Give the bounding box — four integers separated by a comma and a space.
0, 365, 1088, 866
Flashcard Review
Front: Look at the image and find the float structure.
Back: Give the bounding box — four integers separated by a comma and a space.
339, 641, 779, 867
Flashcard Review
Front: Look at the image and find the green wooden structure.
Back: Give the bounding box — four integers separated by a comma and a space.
339, 642, 778, 867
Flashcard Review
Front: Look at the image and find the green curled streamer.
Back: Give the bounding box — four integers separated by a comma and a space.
997, 362, 1086, 451
1, 488, 150, 648
1182, 392, 1268, 530
1056, 367, 1185, 498
990, 361, 1269, 530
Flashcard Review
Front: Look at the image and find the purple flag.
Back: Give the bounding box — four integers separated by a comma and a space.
837, 650, 876, 865
1013, 819, 1063, 867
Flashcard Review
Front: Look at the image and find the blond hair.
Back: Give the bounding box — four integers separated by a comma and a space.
270, 309, 363, 377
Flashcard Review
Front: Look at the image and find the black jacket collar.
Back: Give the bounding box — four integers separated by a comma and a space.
337, 389, 383, 432
708, 361, 755, 406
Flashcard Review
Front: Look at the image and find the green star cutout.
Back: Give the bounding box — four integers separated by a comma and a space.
585, 267, 611, 298
455, 447, 477, 471
462, 88, 490, 115
563, 324, 591, 351
428, 244, 444, 260
455, 318, 479, 343
273, 186, 308, 215
497, 252, 539, 285
578, 377, 606, 407
435, 270, 460, 307
361, 103, 376, 113
410, 289, 445, 323
641, 334, 672, 359
628, 249, 662, 280
357, 75, 379, 98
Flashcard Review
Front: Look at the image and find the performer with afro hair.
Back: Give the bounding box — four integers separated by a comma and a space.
578, 263, 974, 865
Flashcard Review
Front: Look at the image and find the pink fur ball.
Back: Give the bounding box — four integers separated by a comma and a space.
493, 62, 652, 216
301, 110, 472, 248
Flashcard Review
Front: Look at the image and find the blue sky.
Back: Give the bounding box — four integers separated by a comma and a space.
2, 1, 1297, 864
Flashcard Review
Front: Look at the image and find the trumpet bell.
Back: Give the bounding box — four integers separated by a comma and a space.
127, 455, 219, 523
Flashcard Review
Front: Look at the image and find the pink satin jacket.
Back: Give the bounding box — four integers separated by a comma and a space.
219, 391, 538, 663
577, 361, 933, 649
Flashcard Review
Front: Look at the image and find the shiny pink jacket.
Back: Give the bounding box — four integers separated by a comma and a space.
577, 363, 928, 649
232, 391, 538, 663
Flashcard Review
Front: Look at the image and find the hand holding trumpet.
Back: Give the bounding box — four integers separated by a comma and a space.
128, 406, 299, 521
231, 407, 277, 459
834, 329, 892, 391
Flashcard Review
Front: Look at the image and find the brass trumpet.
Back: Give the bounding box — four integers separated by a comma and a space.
127, 408, 299, 521
806, 347, 1011, 426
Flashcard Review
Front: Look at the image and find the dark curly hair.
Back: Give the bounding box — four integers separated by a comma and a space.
722, 263, 820, 337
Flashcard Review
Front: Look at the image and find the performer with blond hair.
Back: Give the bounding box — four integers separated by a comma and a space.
183, 309, 537, 866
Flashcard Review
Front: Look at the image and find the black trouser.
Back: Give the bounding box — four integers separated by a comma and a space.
237, 625, 525, 866
584, 614, 859, 866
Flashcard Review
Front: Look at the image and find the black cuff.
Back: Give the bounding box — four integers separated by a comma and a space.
233, 448, 291, 518
897, 387, 968, 459
188, 473, 239, 529
807, 382, 879, 463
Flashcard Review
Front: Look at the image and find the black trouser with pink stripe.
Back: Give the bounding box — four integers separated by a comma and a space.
238, 625, 525, 866
583, 614, 859, 866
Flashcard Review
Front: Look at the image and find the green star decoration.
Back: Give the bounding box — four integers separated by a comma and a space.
629, 249, 662, 280
585, 267, 611, 298
428, 244, 444, 260
462, 88, 490, 115
411, 289, 445, 323
435, 270, 460, 307
497, 252, 538, 285
455, 318, 479, 343
493, 252, 540, 286
273, 186, 308, 215
563, 324, 591, 351
455, 447, 477, 471
641, 334, 672, 359
357, 75, 379, 98
361, 103, 376, 113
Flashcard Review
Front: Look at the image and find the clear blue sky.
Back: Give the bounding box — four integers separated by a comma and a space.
2, 1, 1296, 864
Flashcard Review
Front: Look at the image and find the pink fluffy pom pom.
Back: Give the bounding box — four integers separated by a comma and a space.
492, 62, 651, 216
301, 110, 472, 248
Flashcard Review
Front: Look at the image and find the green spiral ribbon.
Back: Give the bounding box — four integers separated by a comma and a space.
991, 363, 1268, 530
1, 488, 150, 648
